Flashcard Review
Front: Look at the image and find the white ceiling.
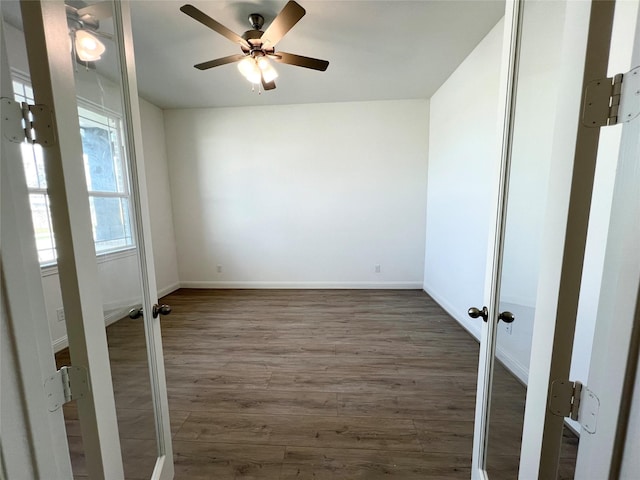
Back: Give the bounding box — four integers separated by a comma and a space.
129, 0, 504, 109
1, 0, 504, 109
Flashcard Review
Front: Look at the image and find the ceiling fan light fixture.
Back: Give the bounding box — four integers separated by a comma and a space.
237, 56, 262, 84
257, 57, 278, 83
261, 66, 278, 83
75, 29, 106, 62
237, 56, 255, 77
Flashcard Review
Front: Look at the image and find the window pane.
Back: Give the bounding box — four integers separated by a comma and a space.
12, 80, 24, 99
89, 196, 133, 253
21, 143, 40, 189
79, 108, 126, 194
81, 123, 120, 193
29, 193, 56, 263
12, 77, 135, 263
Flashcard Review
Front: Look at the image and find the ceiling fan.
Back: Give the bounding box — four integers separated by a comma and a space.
66, 1, 113, 62
180, 1, 329, 91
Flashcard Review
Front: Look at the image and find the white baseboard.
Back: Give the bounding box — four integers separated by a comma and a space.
52, 282, 179, 353
53, 336, 69, 353
180, 281, 423, 289
423, 283, 482, 341
158, 282, 181, 298
495, 344, 529, 385
53, 307, 130, 353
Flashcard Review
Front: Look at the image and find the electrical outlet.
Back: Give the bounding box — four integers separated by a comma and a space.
505, 323, 513, 335
56, 308, 65, 323
375, 264, 381, 273
216, 264, 222, 273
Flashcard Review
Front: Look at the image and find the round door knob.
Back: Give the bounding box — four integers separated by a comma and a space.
468, 306, 488, 321
499, 311, 515, 323
152, 304, 172, 318
128, 307, 143, 319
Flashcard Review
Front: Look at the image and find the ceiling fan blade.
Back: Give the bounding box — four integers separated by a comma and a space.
261, 75, 276, 90
261, 1, 306, 47
180, 4, 250, 49
77, 2, 113, 21
195, 54, 246, 70
91, 30, 113, 41
272, 52, 329, 71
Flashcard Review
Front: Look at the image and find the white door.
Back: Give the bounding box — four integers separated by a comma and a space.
1, 15, 73, 479
471, 0, 640, 478
2, 1, 174, 478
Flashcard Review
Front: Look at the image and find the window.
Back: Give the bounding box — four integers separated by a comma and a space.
12, 76, 134, 265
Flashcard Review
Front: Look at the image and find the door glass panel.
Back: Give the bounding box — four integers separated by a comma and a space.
70, 1, 159, 477
486, 1, 578, 477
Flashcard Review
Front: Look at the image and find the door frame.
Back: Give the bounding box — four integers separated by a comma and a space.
520, 1, 617, 477
574, 3, 640, 477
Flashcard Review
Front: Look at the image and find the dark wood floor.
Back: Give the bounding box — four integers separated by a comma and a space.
57, 289, 577, 479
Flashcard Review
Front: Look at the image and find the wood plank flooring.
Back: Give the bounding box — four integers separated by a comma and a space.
56, 289, 577, 479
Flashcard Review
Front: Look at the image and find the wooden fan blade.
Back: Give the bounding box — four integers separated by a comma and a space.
92, 30, 113, 41
77, 2, 113, 21
195, 54, 246, 70
261, 1, 305, 47
180, 4, 250, 49
272, 52, 329, 71
261, 75, 276, 90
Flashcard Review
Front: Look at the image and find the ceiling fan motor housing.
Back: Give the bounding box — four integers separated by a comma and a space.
248, 13, 264, 30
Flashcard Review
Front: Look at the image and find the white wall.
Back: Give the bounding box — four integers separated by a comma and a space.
139, 98, 180, 297
423, 19, 503, 338
164, 100, 429, 288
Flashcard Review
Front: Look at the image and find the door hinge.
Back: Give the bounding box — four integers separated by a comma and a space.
44, 365, 90, 412
549, 379, 600, 434
582, 66, 640, 127
1, 97, 56, 146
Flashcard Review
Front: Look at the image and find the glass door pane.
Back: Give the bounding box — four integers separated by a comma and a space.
68, 1, 172, 477
486, 2, 577, 477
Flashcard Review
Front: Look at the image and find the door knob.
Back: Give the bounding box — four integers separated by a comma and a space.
468, 306, 488, 321
152, 304, 172, 318
499, 311, 515, 323
128, 307, 143, 319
